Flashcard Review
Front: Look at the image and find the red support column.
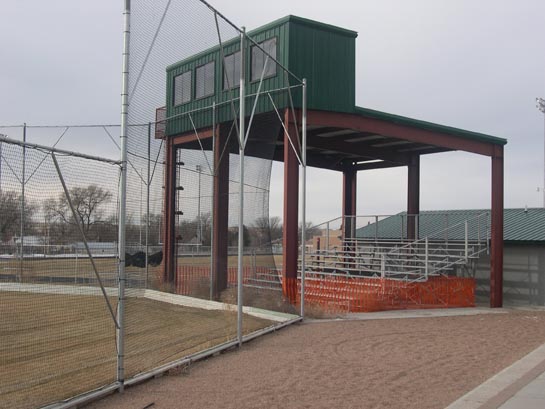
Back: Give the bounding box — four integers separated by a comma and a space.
283, 111, 299, 303
212, 125, 229, 298
490, 146, 504, 308
163, 138, 177, 286
342, 167, 357, 241
407, 155, 420, 240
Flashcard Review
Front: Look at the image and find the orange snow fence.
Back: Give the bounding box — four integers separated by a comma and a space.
174, 265, 475, 313
175, 265, 276, 295
297, 275, 475, 313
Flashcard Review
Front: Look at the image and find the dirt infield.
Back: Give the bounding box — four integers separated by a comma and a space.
86, 309, 545, 409
0, 291, 273, 409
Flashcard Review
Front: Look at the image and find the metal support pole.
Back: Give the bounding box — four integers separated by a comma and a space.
445, 214, 449, 244
486, 212, 490, 255
300, 78, 307, 318
381, 253, 386, 279
146, 123, 151, 287
51, 153, 119, 328
210, 102, 215, 300
139, 167, 143, 246
477, 215, 481, 244
237, 28, 246, 346
425, 237, 429, 279
197, 165, 202, 244
19, 123, 26, 282
324, 222, 329, 252
464, 220, 469, 262
117, 0, 131, 391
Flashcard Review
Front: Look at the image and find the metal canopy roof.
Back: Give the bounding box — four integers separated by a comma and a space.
173, 105, 507, 171
272, 106, 507, 171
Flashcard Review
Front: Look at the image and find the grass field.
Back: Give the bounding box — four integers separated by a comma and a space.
0, 254, 282, 282
0, 290, 274, 409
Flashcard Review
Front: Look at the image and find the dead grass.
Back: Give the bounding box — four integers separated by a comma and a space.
218, 286, 298, 315
0, 291, 273, 409
0, 255, 280, 283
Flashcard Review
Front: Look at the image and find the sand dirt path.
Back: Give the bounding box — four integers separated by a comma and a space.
87, 309, 545, 409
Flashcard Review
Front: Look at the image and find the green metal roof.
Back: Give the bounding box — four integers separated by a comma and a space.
356, 208, 545, 243
354, 107, 508, 147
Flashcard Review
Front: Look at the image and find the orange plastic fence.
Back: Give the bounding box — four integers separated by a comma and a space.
174, 265, 475, 313
175, 265, 278, 295
297, 275, 475, 313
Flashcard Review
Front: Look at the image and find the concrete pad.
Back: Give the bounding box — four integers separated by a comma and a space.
305, 307, 505, 323
445, 342, 545, 409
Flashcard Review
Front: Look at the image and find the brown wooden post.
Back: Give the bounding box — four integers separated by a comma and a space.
283, 110, 299, 303
212, 125, 229, 298
163, 138, 177, 285
407, 155, 420, 240
342, 167, 357, 241
490, 145, 504, 308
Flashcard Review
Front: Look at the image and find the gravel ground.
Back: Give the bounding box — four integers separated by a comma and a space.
86, 308, 545, 409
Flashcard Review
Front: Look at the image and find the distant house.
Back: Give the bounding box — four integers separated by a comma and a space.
356, 208, 545, 306
72, 242, 117, 254
11, 236, 49, 254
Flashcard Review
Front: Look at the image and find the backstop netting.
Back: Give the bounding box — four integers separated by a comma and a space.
0, 131, 121, 409
123, 0, 303, 394
0, 1, 305, 407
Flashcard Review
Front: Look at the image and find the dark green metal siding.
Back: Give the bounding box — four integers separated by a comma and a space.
164, 16, 357, 136
166, 21, 291, 136
288, 21, 356, 113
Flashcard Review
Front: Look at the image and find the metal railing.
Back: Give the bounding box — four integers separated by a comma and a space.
301, 212, 490, 283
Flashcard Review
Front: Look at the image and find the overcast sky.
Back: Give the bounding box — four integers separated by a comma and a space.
1, 0, 544, 224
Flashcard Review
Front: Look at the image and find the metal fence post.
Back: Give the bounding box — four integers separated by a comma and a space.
326, 221, 330, 252
300, 78, 307, 318
117, 0, 131, 392
464, 220, 469, 262
425, 237, 429, 279
210, 102, 215, 300
146, 123, 151, 287
19, 123, 26, 282
236, 27, 246, 347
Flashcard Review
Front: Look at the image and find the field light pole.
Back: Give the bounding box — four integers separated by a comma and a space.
537, 97, 545, 208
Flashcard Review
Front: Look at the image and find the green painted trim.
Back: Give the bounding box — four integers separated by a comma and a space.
258, 15, 358, 38
354, 106, 507, 146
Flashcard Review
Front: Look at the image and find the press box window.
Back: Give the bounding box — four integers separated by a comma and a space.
223, 51, 241, 90
251, 38, 277, 82
173, 71, 191, 106
195, 61, 215, 98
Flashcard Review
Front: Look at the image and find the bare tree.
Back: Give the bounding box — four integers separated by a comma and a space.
299, 221, 321, 243
251, 216, 282, 246
0, 190, 36, 242
45, 185, 113, 240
